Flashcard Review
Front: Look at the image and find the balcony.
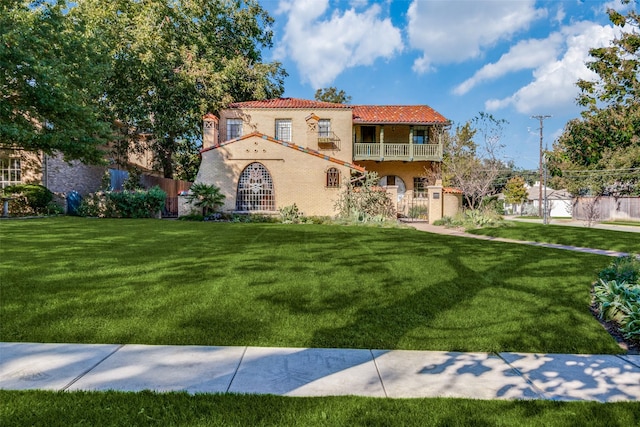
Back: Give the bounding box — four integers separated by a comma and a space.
317, 131, 341, 150
353, 141, 442, 161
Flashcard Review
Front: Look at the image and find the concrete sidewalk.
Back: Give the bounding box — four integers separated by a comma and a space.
407, 222, 636, 258
1, 342, 639, 402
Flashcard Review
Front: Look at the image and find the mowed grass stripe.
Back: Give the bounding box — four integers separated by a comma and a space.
0, 217, 622, 353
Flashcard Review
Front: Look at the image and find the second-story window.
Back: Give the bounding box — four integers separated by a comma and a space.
227, 118, 242, 140
275, 119, 292, 142
413, 127, 428, 144
318, 119, 331, 137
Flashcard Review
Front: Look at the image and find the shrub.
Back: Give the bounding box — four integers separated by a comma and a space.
592, 279, 640, 341
598, 255, 640, 284
279, 203, 305, 224
335, 172, 395, 223
408, 205, 428, 219
185, 183, 225, 216
3, 184, 53, 215
77, 187, 166, 218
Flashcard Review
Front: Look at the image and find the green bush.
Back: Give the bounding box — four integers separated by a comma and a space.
598, 255, 640, 284
77, 187, 166, 218
3, 184, 53, 215
432, 209, 506, 230
592, 279, 640, 341
185, 183, 225, 216
279, 203, 306, 224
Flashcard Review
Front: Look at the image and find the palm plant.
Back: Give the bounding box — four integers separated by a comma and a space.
186, 183, 225, 217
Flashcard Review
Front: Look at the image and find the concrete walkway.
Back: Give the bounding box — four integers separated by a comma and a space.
407, 220, 637, 258
1, 342, 639, 402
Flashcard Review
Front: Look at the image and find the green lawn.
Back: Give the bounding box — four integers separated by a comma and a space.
0, 217, 623, 354
1, 391, 638, 427
469, 221, 640, 253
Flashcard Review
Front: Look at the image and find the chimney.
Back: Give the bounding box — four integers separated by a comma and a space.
202, 113, 219, 150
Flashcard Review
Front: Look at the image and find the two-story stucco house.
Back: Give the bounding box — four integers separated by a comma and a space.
183, 98, 462, 221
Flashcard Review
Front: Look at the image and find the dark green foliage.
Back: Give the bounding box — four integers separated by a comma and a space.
1, 1, 113, 162
2, 184, 53, 214
598, 255, 640, 284
77, 187, 166, 218
314, 87, 351, 104
185, 183, 225, 216
1, 390, 639, 427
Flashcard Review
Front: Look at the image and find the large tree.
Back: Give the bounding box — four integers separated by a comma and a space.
549, 1, 640, 195
441, 113, 508, 209
314, 87, 352, 104
1, 0, 113, 163
75, 0, 287, 178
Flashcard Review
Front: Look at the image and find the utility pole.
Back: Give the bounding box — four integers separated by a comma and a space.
531, 115, 551, 219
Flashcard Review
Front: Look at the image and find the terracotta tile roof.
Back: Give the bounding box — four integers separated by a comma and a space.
201, 132, 366, 173
228, 98, 350, 109
352, 105, 449, 125
443, 187, 463, 194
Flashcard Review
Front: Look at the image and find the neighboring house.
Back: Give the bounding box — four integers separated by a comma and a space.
183, 98, 462, 221
1, 143, 158, 194
501, 182, 572, 218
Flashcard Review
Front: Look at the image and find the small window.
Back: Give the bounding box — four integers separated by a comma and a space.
413, 127, 428, 144
0, 158, 21, 189
326, 167, 340, 188
227, 118, 242, 140
318, 119, 331, 137
275, 119, 292, 142
413, 177, 427, 198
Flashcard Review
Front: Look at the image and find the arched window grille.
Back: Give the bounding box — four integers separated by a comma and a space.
236, 162, 275, 211
326, 167, 340, 188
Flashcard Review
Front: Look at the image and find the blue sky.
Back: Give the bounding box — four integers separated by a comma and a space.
256, 0, 630, 170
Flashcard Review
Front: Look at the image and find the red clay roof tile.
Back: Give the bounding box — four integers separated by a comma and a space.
228, 98, 350, 109
352, 105, 448, 124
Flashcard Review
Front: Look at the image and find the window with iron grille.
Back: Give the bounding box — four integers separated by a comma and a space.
326, 167, 340, 188
0, 158, 21, 188
413, 177, 427, 198
275, 119, 292, 142
226, 118, 242, 140
236, 162, 275, 211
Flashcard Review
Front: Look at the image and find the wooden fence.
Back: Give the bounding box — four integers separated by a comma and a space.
573, 196, 640, 221
140, 175, 192, 217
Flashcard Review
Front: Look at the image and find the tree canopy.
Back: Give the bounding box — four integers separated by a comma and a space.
441, 113, 509, 209
74, 0, 287, 178
549, 1, 640, 195
314, 87, 352, 104
2, 0, 287, 176
1, 0, 113, 163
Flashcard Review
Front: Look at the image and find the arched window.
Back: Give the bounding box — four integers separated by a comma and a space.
236, 162, 275, 211
326, 167, 340, 188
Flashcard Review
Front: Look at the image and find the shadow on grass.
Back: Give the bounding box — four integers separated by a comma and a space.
0, 218, 622, 354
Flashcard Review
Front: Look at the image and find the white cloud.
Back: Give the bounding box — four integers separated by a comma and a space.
407, 0, 546, 73
454, 36, 563, 95
274, 0, 403, 88
485, 22, 617, 114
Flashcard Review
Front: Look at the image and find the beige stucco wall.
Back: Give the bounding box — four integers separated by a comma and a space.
190, 135, 352, 217
355, 161, 438, 192
443, 192, 462, 218
219, 108, 353, 163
